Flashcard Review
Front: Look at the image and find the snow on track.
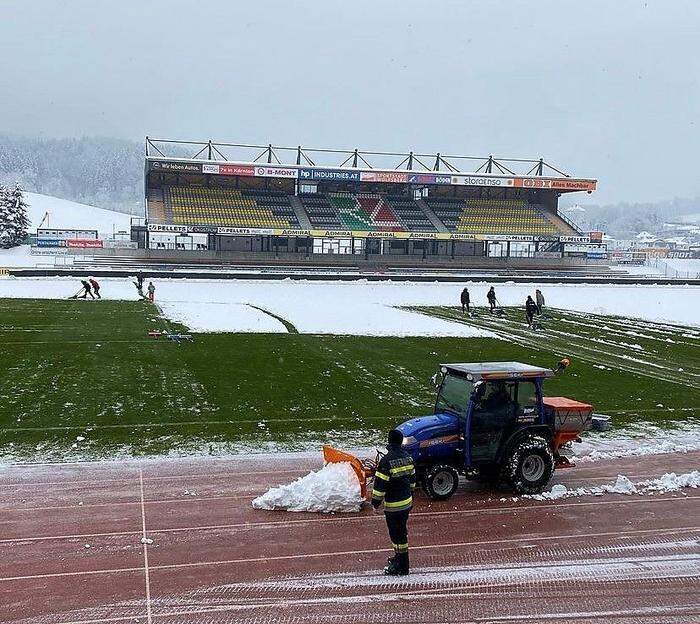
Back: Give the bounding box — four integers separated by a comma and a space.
525, 471, 700, 501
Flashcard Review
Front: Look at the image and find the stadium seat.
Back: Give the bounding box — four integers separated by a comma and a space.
423, 197, 562, 236
384, 196, 436, 232
160, 186, 300, 228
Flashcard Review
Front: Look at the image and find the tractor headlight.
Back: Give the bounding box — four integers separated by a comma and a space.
402, 436, 418, 447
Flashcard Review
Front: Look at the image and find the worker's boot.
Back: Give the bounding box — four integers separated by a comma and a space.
384, 551, 409, 576
384, 552, 401, 576
397, 551, 409, 575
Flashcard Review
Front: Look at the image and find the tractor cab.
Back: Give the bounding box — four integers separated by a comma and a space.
396, 360, 591, 499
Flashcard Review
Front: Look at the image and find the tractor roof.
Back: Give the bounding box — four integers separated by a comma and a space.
441, 362, 554, 382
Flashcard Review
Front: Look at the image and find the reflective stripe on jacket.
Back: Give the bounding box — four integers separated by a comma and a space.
371, 443, 416, 512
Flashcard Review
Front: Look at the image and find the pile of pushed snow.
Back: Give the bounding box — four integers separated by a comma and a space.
525, 471, 700, 501
252, 461, 365, 513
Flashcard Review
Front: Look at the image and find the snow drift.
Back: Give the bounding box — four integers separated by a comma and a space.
526, 471, 700, 501
252, 461, 365, 513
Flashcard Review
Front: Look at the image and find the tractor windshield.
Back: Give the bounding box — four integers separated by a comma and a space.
435, 373, 473, 415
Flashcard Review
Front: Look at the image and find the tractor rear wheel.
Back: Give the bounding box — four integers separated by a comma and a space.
422, 464, 460, 500
501, 434, 554, 495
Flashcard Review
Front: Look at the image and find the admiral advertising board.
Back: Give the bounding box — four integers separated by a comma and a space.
147, 222, 598, 243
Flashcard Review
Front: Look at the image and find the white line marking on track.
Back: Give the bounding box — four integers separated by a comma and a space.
1, 525, 698, 582
0, 493, 697, 544
0, 468, 307, 488
138, 470, 153, 624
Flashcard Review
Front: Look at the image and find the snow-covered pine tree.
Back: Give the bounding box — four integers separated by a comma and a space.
0, 185, 8, 246
0, 183, 30, 248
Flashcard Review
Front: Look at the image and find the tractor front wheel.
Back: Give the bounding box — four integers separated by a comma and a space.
422, 464, 460, 500
501, 434, 554, 495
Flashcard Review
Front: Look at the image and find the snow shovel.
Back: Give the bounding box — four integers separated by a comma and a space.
322, 445, 374, 499
68, 287, 84, 300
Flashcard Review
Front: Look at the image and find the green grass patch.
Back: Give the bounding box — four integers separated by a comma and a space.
1, 299, 698, 462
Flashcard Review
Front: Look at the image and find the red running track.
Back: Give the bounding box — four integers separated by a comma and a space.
1, 451, 699, 624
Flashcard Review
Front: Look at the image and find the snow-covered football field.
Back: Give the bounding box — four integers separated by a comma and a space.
0, 276, 698, 335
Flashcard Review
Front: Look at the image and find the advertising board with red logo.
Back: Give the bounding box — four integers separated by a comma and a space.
66, 239, 104, 248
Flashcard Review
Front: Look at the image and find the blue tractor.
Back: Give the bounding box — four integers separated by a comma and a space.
327, 360, 593, 500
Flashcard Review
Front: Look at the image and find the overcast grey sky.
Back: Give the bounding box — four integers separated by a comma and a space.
1, 0, 698, 204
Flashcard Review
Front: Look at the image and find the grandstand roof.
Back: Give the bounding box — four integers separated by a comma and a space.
144, 137, 597, 193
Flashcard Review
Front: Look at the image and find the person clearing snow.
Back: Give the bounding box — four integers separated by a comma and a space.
70, 279, 94, 300
487, 286, 497, 313
252, 461, 365, 513
89, 277, 101, 299
147, 281, 156, 302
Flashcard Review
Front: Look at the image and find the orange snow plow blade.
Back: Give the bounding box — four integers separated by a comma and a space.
322, 445, 372, 499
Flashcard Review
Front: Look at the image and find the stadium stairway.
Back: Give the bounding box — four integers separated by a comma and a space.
541, 209, 581, 236
289, 195, 312, 229
416, 199, 450, 233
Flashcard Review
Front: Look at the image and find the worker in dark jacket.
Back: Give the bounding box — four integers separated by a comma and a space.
460, 287, 470, 314
525, 295, 538, 327
487, 286, 497, 313
78, 279, 95, 300
372, 429, 416, 576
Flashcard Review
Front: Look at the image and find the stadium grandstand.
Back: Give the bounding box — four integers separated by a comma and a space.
134, 138, 601, 262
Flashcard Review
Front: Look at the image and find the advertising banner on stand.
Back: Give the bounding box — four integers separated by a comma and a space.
150, 160, 203, 174
66, 239, 104, 249
513, 178, 597, 191
360, 171, 409, 184
298, 168, 361, 182
253, 165, 298, 178
451, 174, 515, 187
407, 173, 452, 185
148, 223, 189, 233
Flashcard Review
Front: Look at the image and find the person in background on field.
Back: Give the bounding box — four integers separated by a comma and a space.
147, 281, 155, 302
535, 289, 545, 315
487, 286, 497, 313
372, 429, 416, 576
525, 295, 538, 327
136, 272, 144, 290
89, 277, 101, 299
78, 279, 95, 300
460, 287, 470, 314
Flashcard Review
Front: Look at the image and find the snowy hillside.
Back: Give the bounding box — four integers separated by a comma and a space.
25, 192, 132, 236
